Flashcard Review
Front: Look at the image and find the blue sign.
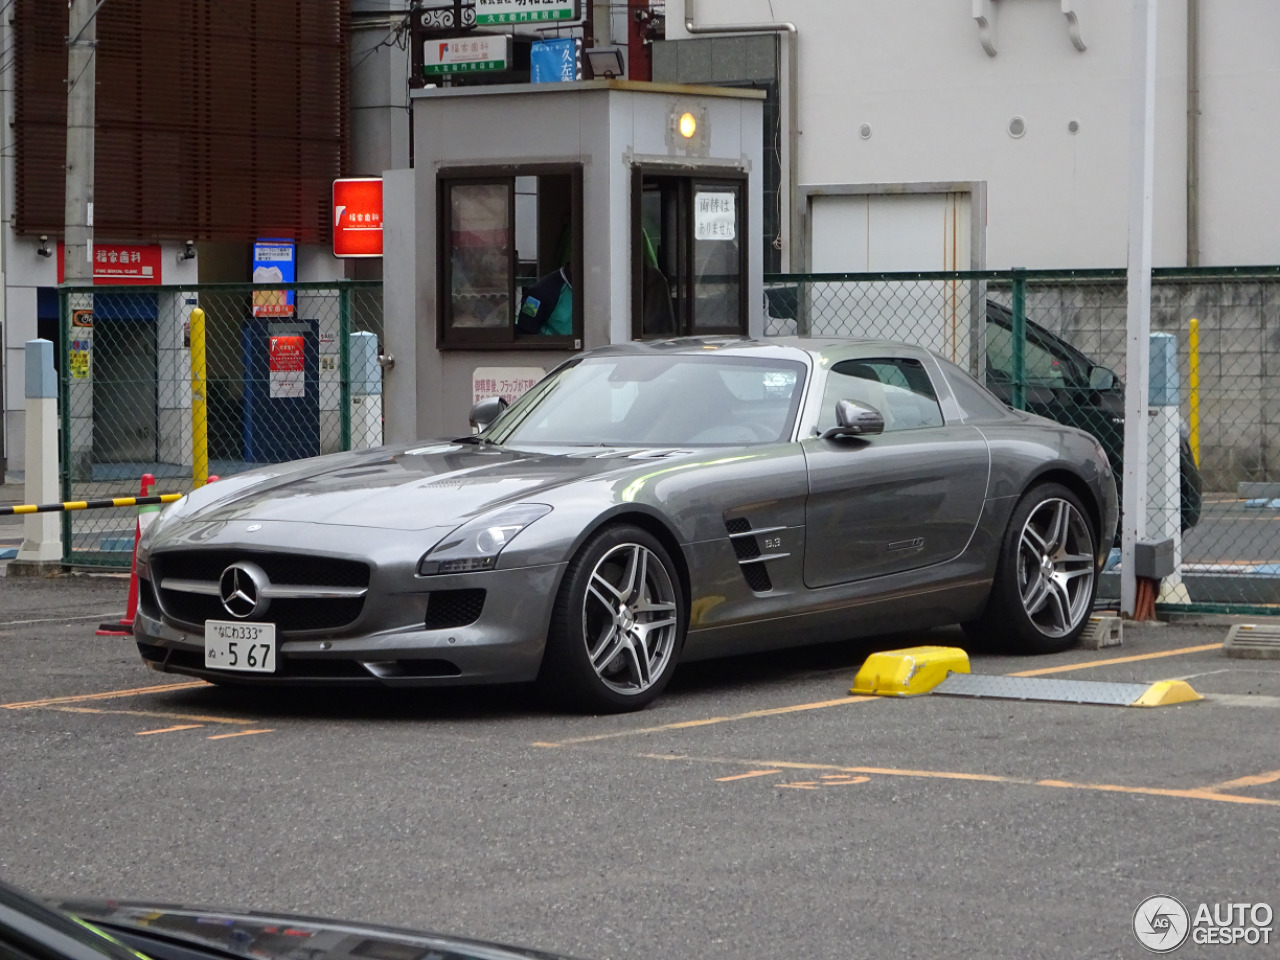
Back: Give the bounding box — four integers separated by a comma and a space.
252, 238, 296, 317
531, 38, 581, 83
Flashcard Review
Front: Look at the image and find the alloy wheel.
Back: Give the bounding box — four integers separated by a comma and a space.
1015, 497, 1095, 638
581, 542, 679, 695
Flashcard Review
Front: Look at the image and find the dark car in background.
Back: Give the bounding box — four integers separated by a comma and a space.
984, 301, 1202, 532
0, 879, 577, 960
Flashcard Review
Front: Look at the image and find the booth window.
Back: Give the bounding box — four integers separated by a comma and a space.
632, 170, 748, 339
438, 166, 583, 349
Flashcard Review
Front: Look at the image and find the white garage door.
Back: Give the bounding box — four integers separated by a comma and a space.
807, 192, 975, 367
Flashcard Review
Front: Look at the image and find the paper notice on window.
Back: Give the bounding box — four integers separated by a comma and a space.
694, 192, 736, 241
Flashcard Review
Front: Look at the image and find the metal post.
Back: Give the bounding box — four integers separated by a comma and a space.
64, 0, 97, 284
189, 307, 208, 488
1010, 268, 1027, 411
339, 285, 352, 451
1188, 317, 1200, 467
1122, 0, 1157, 618
12, 341, 63, 574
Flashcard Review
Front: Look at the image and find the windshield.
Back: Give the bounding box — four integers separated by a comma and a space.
484, 354, 807, 446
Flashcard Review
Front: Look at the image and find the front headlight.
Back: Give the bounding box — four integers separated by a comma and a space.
418, 503, 552, 575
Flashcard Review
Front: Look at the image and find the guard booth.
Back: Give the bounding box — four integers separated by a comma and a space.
382, 80, 765, 442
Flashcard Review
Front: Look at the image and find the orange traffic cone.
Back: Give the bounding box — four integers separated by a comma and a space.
96, 473, 155, 636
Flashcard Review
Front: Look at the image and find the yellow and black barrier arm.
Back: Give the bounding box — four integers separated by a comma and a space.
0, 493, 184, 517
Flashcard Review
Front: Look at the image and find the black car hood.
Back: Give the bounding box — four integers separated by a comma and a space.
162, 442, 702, 532
55, 898, 580, 960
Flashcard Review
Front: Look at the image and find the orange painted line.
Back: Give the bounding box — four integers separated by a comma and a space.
207, 729, 273, 740
715, 769, 782, 782
45, 706, 256, 726
3, 681, 209, 710
1036, 778, 1280, 807
644, 753, 1280, 808
537, 696, 878, 746
1007, 643, 1223, 677
136, 724, 203, 736
776, 782, 821, 790
1202, 768, 1280, 794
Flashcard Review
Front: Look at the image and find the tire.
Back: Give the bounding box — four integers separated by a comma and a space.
967, 483, 1098, 654
538, 524, 685, 713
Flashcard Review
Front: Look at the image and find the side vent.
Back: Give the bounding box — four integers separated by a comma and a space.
724, 517, 790, 594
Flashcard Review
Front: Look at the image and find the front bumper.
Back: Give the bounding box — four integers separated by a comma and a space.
133, 561, 566, 687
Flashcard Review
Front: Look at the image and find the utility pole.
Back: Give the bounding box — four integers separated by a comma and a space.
64, 0, 97, 284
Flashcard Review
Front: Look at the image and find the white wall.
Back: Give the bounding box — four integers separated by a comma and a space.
670, 0, 1280, 270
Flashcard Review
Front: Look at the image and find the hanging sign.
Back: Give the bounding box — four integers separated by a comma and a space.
424, 35, 512, 75
58, 242, 162, 285
269, 335, 306, 399
333, 178, 384, 258
531, 38, 582, 82
476, 0, 580, 25
694, 192, 737, 241
253, 239, 296, 317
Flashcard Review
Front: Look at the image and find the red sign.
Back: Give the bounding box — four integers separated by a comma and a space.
58, 242, 163, 285
332, 178, 383, 258
269, 335, 306, 399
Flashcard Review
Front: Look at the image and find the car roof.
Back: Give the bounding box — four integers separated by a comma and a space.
586, 336, 934, 364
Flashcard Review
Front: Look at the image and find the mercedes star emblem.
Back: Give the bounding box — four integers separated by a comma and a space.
219, 561, 270, 619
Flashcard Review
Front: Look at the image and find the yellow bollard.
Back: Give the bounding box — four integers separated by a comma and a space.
190, 307, 209, 488
1188, 317, 1200, 468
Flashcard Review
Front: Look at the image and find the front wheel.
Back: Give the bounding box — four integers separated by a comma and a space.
538, 525, 685, 713
968, 483, 1098, 654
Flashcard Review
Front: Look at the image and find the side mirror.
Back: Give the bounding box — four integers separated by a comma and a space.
820, 399, 885, 440
1089, 366, 1118, 391
469, 396, 509, 432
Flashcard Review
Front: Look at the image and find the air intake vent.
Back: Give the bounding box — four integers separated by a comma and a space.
425, 589, 486, 629
741, 563, 773, 592
723, 517, 787, 595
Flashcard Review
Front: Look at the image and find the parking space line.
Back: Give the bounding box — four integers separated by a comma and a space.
136, 724, 204, 736
715, 769, 782, 781
533, 696, 878, 747
1200, 768, 1280, 794
2, 681, 209, 710
635, 753, 1280, 808
1006, 643, 1223, 677
206, 729, 273, 740
1035, 778, 1280, 806
47, 706, 259, 726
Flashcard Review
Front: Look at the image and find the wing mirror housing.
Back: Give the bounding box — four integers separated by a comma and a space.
469, 396, 509, 432
821, 399, 885, 440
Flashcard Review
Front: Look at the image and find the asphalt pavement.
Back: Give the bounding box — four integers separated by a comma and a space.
2, 569, 1278, 960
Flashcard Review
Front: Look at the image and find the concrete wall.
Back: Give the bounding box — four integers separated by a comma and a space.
667, 0, 1280, 271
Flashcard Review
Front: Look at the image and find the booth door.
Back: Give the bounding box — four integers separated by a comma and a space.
632, 171, 748, 339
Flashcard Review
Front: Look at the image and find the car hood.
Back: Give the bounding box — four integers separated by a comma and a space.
54, 898, 579, 960
161, 442, 703, 532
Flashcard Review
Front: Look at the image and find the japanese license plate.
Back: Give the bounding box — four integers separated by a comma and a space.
204, 620, 277, 673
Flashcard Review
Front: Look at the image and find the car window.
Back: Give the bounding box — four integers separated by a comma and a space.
818, 358, 944, 433
487, 354, 807, 446
986, 319, 1080, 388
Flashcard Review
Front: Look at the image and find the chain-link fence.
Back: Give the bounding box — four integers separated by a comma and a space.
58, 281, 383, 569
765, 267, 1280, 611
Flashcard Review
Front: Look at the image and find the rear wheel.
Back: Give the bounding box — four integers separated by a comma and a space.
538, 525, 685, 713
967, 483, 1098, 654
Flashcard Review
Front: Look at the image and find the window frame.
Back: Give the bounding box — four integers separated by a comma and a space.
437, 164, 584, 350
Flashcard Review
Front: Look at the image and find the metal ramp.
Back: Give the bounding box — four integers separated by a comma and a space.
932, 673, 1201, 708
1223, 623, 1280, 660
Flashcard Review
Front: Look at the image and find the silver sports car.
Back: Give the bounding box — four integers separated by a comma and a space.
134, 337, 1117, 712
